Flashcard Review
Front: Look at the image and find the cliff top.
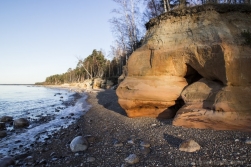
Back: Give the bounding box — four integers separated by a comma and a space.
145, 4, 251, 30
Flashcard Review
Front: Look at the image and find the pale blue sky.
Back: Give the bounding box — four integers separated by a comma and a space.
0, 0, 120, 84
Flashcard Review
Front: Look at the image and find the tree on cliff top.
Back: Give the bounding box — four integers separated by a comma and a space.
110, 0, 145, 76
110, 0, 144, 55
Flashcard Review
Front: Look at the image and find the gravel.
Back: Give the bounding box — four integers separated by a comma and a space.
12, 89, 251, 166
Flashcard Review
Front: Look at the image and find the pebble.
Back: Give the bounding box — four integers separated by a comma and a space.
127, 139, 135, 145
245, 139, 251, 144
114, 140, 123, 147
124, 154, 139, 164
85, 135, 95, 143
235, 139, 239, 142
51, 158, 58, 161
87, 157, 95, 162
179, 139, 201, 152
140, 140, 151, 148
140, 147, 151, 155
25, 156, 33, 160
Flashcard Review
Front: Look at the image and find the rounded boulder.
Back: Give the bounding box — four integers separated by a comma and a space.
0, 122, 6, 130
70, 136, 88, 152
13, 118, 29, 128
0, 131, 7, 138
0, 116, 13, 122
0, 156, 15, 167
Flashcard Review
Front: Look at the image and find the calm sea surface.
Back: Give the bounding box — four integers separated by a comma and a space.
0, 85, 90, 157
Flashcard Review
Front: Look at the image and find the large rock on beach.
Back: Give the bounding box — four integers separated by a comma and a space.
13, 118, 29, 128
116, 4, 251, 131
0, 122, 6, 130
117, 76, 187, 118
0, 130, 7, 138
0, 116, 13, 122
0, 156, 15, 167
93, 78, 105, 89
179, 139, 201, 152
70, 136, 88, 152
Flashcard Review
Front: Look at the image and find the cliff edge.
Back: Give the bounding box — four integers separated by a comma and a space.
116, 4, 251, 131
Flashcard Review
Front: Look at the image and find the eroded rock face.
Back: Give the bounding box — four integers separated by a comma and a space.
117, 76, 187, 118
116, 4, 251, 130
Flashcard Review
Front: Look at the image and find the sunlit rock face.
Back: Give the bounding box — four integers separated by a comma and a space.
116, 4, 251, 131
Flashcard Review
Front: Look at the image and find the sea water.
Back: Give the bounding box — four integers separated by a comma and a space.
0, 85, 90, 158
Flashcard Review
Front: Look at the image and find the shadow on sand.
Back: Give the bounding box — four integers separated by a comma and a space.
96, 89, 127, 116
163, 133, 184, 148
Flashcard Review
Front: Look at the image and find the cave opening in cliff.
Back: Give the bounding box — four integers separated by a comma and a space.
184, 64, 203, 85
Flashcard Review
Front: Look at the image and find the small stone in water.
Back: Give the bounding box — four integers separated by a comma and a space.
0, 131, 7, 138
0, 122, 6, 130
0, 116, 13, 122
0, 156, 15, 166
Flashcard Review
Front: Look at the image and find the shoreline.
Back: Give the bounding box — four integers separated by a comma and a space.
0, 86, 87, 160
3, 85, 251, 166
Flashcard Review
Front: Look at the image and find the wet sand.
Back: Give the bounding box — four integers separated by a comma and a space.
11, 87, 251, 166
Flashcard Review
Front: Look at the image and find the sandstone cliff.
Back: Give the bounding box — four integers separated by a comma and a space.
116, 4, 251, 131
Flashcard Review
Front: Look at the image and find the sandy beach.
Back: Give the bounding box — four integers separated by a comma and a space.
7, 86, 251, 166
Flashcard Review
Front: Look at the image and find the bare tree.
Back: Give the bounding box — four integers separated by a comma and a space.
111, 0, 143, 54
143, 0, 164, 22
67, 68, 72, 82
163, 0, 168, 12
166, 0, 171, 11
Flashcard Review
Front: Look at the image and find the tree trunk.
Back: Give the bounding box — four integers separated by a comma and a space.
163, 0, 167, 12
166, 0, 171, 11
83, 65, 92, 79
151, 0, 158, 16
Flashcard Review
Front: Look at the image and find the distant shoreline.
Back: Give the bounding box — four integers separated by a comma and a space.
0, 84, 35, 85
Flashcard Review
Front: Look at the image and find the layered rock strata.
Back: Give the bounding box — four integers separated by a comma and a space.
116, 4, 251, 131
